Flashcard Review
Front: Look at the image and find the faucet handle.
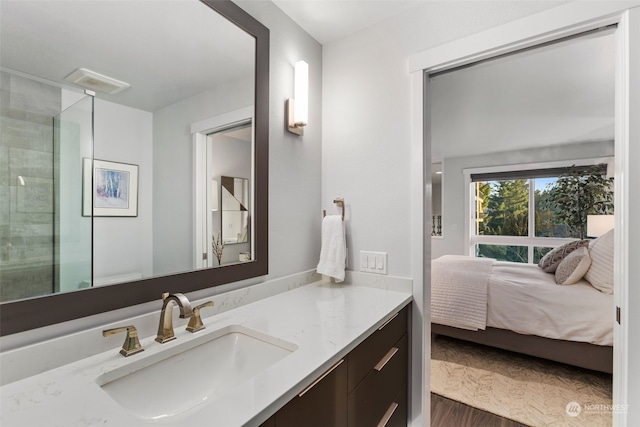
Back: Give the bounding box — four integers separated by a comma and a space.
186, 301, 215, 333
103, 325, 144, 357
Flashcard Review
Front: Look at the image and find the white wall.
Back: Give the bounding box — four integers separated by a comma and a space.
428, 28, 615, 162
93, 99, 154, 282
324, 2, 640, 425
432, 140, 615, 259
322, 1, 565, 277
236, 0, 323, 280
622, 6, 640, 423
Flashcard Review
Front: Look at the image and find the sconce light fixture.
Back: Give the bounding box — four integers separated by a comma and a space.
211, 179, 219, 212
287, 60, 309, 136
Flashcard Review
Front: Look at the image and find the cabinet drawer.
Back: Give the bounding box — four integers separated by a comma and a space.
348, 306, 407, 392
274, 359, 348, 427
347, 333, 408, 427
382, 385, 408, 427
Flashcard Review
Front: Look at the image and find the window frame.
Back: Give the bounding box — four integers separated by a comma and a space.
464, 156, 613, 263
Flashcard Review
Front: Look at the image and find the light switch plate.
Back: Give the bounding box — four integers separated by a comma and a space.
360, 251, 387, 274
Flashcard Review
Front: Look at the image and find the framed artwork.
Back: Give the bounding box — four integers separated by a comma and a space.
83, 159, 138, 217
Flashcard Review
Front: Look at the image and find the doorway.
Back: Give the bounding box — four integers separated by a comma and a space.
428, 25, 616, 427
409, 4, 639, 426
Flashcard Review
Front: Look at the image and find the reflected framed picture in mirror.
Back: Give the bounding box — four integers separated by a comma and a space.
83, 159, 139, 217
221, 176, 249, 244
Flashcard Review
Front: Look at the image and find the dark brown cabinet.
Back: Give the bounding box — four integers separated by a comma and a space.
272, 359, 347, 427
262, 306, 409, 427
348, 333, 408, 426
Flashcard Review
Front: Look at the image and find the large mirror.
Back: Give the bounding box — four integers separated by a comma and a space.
0, 0, 270, 335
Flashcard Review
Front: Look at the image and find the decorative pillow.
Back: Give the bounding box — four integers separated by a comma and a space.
584, 228, 614, 294
538, 239, 590, 273
555, 247, 591, 285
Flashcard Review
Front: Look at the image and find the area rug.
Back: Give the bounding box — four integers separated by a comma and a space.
431, 335, 613, 426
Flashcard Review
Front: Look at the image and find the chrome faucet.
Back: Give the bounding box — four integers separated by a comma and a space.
155, 292, 193, 343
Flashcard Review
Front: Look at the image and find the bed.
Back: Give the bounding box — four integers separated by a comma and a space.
431, 249, 614, 373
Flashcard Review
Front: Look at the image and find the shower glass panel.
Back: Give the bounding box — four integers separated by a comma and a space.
0, 70, 94, 301
53, 95, 93, 293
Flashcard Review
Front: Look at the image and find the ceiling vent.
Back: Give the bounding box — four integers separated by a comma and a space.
64, 68, 130, 95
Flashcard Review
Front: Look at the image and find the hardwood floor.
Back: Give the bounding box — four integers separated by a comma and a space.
431, 393, 528, 427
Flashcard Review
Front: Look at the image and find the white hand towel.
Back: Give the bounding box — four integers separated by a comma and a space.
316, 215, 346, 283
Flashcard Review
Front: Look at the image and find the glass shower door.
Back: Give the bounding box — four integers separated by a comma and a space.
53, 95, 93, 293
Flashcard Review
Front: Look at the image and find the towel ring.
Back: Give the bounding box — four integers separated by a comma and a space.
323, 197, 345, 221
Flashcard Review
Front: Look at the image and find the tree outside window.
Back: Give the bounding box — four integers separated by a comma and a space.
474, 165, 613, 263
542, 165, 614, 239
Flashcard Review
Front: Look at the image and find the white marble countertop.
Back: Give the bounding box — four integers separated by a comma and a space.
1, 281, 411, 427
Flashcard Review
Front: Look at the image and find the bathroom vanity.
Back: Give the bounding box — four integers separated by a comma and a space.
0, 280, 411, 426
262, 305, 408, 427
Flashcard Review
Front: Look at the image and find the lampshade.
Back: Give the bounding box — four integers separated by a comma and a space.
587, 215, 614, 237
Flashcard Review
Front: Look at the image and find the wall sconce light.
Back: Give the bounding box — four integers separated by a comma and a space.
211, 179, 219, 212
587, 214, 614, 238
287, 60, 308, 136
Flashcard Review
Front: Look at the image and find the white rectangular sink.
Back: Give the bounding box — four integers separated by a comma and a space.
97, 325, 297, 422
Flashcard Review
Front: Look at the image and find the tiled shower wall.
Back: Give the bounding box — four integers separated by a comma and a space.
0, 71, 61, 301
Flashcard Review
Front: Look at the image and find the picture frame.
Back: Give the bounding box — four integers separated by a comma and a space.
83, 158, 138, 217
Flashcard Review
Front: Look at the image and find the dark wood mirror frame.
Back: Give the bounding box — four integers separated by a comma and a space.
0, 0, 269, 336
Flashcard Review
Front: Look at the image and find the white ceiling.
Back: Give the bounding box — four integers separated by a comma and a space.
0, 0, 254, 112
2, 0, 614, 149
430, 28, 616, 162
271, 0, 424, 44
1, 0, 424, 110
271, 0, 613, 163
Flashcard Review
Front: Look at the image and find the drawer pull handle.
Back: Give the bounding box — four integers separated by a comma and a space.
378, 312, 399, 331
374, 346, 399, 371
377, 402, 399, 427
298, 359, 344, 397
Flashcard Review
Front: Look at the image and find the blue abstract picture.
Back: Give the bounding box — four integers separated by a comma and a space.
95, 168, 130, 208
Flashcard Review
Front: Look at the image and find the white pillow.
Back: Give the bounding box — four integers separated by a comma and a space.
584, 228, 614, 294
555, 247, 591, 285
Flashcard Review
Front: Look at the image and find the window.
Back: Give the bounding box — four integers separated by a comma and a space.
469, 162, 613, 263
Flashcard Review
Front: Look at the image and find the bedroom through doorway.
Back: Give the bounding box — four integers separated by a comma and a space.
427, 27, 616, 427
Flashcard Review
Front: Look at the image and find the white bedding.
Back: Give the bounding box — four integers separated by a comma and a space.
431, 255, 494, 330
432, 255, 613, 346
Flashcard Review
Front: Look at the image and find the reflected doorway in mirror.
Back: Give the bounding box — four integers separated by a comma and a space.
192, 106, 255, 269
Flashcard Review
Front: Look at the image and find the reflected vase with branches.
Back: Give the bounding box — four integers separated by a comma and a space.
212, 232, 224, 266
